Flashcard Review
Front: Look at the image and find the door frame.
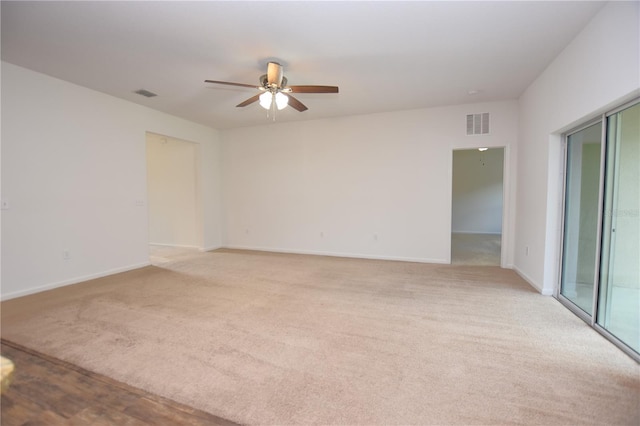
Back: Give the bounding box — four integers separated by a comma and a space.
145, 132, 203, 251
450, 145, 509, 268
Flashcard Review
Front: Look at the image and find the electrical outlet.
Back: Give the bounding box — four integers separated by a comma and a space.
525, 246, 529, 256
63, 250, 71, 261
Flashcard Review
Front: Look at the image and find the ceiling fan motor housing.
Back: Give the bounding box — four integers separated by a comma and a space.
260, 75, 288, 91
266, 62, 284, 87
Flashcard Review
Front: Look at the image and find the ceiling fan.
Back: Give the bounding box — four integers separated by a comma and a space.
205, 62, 339, 114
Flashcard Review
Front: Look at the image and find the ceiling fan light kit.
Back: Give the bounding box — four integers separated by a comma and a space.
205, 61, 339, 121
259, 91, 288, 110
259, 92, 272, 109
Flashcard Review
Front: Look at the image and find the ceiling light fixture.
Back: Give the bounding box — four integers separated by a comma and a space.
205, 61, 338, 120
259, 91, 289, 111
275, 92, 289, 110
259, 91, 272, 109
478, 147, 488, 151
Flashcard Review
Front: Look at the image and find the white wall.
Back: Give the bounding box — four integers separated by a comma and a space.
515, 1, 640, 294
146, 133, 200, 248
452, 148, 504, 234
1, 62, 222, 299
222, 101, 518, 265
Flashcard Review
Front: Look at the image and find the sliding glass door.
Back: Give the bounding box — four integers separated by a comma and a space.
560, 99, 639, 359
597, 102, 639, 354
560, 122, 602, 315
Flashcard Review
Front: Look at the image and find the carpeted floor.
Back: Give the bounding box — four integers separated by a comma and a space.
1, 249, 638, 425
451, 232, 501, 266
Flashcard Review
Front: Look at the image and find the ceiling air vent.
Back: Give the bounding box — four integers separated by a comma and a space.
466, 113, 489, 135
133, 89, 158, 98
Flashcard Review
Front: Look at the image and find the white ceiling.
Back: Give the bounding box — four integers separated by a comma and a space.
1, 1, 605, 130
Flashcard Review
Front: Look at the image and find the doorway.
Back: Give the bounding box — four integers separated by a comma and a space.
451, 147, 504, 265
146, 133, 201, 260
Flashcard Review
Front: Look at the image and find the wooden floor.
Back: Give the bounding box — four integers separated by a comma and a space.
0, 339, 238, 426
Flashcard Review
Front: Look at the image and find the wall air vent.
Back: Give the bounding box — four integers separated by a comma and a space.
134, 89, 158, 98
466, 113, 490, 135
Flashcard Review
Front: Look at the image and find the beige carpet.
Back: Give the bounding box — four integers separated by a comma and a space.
1, 249, 638, 425
451, 233, 501, 266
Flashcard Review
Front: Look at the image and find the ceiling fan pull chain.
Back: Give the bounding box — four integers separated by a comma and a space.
271, 93, 277, 121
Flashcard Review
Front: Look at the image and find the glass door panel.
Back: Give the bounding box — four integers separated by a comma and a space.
597, 102, 640, 353
560, 122, 602, 315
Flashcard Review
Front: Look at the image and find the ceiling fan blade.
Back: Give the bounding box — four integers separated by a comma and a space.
205, 80, 258, 89
288, 85, 339, 94
236, 94, 261, 108
284, 93, 308, 112
267, 62, 284, 86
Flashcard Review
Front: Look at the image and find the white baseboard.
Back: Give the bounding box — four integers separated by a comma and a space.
451, 231, 502, 235
513, 265, 553, 295
223, 245, 448, 264
149, 243, 200, 249
1, 261, 151, 301
149, 243, 222, 253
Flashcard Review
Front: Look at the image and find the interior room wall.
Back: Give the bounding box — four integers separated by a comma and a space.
221, 100, 518, 265
451, 148, 504, 234
515, 1, 639, 294
1, 62, 222, 300
146, 133, 200, 248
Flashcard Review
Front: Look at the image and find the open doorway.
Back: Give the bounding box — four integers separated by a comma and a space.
451, 147, 504, 265
146, 132, 201, 262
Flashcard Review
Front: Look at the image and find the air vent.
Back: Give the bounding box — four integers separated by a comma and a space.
133, 89, 158, 98
466, 113, 490, 135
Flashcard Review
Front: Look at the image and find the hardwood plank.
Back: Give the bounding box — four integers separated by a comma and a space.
124, 397, 233, 426
20, 410, 67, 426
67, 407, 147, 426
0, 339, 238, 426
